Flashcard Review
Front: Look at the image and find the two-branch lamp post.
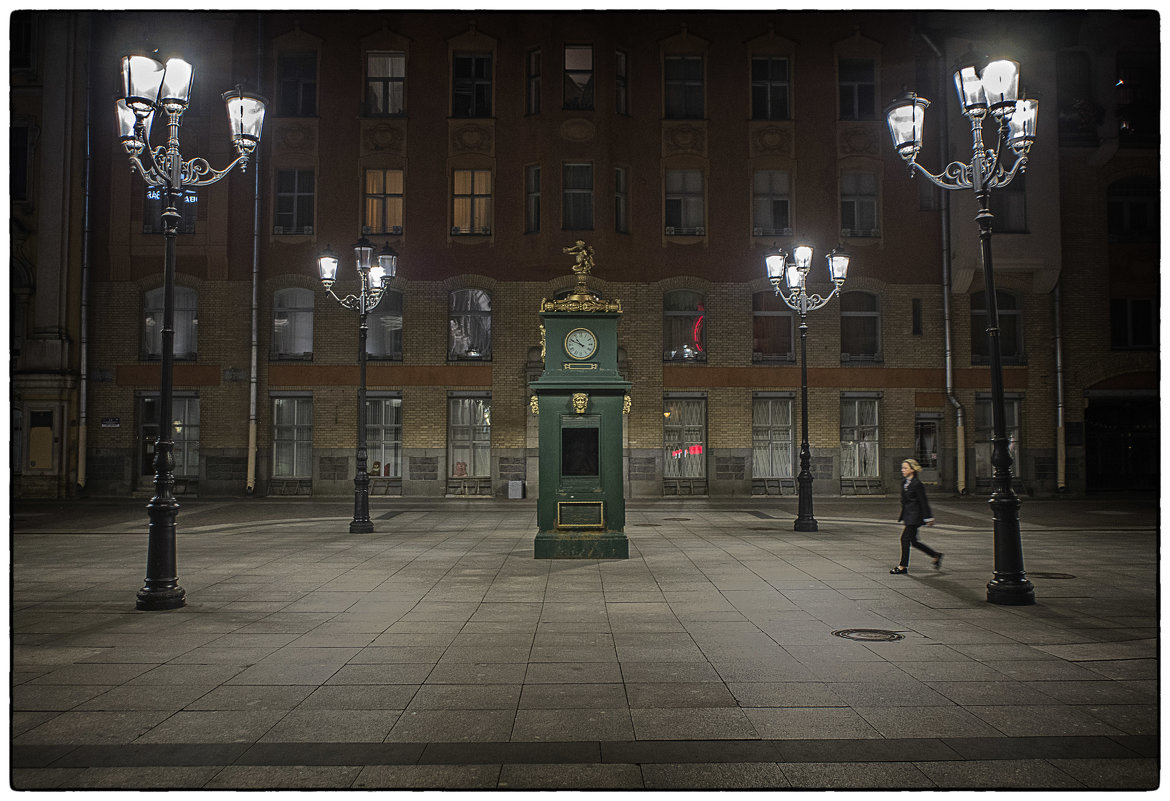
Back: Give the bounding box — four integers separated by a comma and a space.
317, 239, 399, 533
117, 54, 266, 611
885, 53, 1037, 605
764, 245, 850, 532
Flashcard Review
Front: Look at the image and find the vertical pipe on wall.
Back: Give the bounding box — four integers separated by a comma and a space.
1054, 283, 1067, 491
77, 14, 93, 491
246, 13, 263, 494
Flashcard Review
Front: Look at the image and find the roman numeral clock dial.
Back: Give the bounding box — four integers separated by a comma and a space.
564, 328, 597, 360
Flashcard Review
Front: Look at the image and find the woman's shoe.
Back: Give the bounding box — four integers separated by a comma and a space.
890, 566, 908, 575
933, 553, 944, 570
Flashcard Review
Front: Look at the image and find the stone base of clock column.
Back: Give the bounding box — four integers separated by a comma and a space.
534, 529, 629, 559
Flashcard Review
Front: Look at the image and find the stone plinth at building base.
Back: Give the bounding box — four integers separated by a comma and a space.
534, 529, 629, 559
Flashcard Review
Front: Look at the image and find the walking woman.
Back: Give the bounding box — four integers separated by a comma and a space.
890, 459, 942, 574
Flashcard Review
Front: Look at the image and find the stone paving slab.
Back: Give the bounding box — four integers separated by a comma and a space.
9, 495, 1160, 790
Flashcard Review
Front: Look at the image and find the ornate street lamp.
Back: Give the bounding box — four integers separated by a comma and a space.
885, 53, 1036, 605
318, 238, 398, 533
117, 54, 266, 610
764, 245, 850, 532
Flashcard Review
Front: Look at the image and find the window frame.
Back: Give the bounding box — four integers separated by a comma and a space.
448, 288, 492, 360
839, 290, 881, 362
448, 395, 492, 478
663, 289, 706, 362
366, 289, 404, 361
970, 290, 1024, 365
838, 57, 875, 121
1110, 297, 1157, 350
274, 168, 315, 235
525, 164, 541, 234
563, 44, 595, 110
364, 51, 406, 117
363, 167, 404, 236
751, 169, 792, 237
974, 395, 1021, 484
752, 290, 794, 362
752, 397, 795, 479
663, 397, 707, 479
272, 287, 315, 360
143, 186, 198, 235
526, 48, 541, 115
664, 54, 704, 119
840, 397, 880, 479
272, 396, 313, 479
840, 170, 879, 237
452, 51, 493, 118
143, 285, 198, 361
750, 55, 791, 121
614, 165, 630, 233
562, 162, 594, 230
277, 51, 318, 117
366, 395, 403, 477
616, 50, 629, 115
664, 169, 705, 236
451, 168, 492, 236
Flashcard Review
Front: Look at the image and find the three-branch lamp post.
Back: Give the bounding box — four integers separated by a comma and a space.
884, 53, 1037, 605
765, 245, 850, 532
317, 239, 399, 533
117, 54, 266, 611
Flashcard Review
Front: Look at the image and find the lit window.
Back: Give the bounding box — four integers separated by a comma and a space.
449, 396, 491, 478
663, 398, 706, 479
364, 168, 404, 235
366, 397, 402, 478
752, 398, 794, 479
140, 395, 199, 479
663, 290, 705, 362
449, 288, 491, 360
841, 398, 880, 479
452, 169, 492, 235
367, 290, 403, 360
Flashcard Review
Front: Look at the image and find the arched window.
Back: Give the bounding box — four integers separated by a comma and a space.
752, 291, 793, 361
143, 286, 197, 361
449, 288, 491, 359
840, 291, 880, 361
970, 290, 1023, 364
663, 290, 706, 361
367, 289, 403, 360
272, 288, 314, 359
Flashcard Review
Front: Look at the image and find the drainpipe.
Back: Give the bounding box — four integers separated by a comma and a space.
77, 15, 93, 492
246, 14, 262, 495
922, 32, 967, 494
1054, 283, 1067, 491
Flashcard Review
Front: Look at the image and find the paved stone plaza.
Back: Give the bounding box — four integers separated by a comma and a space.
10, 495, 1159, 790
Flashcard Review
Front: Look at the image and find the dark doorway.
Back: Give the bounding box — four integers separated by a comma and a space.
1084, 396, 1158, 491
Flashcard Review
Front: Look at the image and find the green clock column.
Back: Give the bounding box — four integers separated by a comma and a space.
530, 242, 631, 559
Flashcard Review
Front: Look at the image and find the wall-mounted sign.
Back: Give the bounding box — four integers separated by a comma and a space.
101, 417, 120, 428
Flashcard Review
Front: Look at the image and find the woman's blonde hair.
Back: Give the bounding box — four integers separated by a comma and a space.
903, 458, 922, 474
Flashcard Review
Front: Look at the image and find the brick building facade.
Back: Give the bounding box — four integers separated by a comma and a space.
11, 11, 1159, 500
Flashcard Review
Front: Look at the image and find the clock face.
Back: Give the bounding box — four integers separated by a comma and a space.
564, 328, 598, 360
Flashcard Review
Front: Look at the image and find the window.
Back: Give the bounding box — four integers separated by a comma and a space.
840, 171, 878, 236
11, 123, 30, 202
975, 396, 1020, 484
367, 290, 403, 360
663, 290, 706, 361
664, 55, 703, 119
367, 397, 402, 477
449, 396, 491, 478
562, 163, 593, 230
665, 169, 704, 235
273, 396, 313, 479
838, 57, 875, 120
1116, 52, 1158, 147
990, 175, 1027, 233
663, 398, 706, 479
452, 52, 492, 117
272, 287, 314, 359
449, 288, 491, 359
1107, 177, 1158, 243
1110, 298, 1157, 350
141, 395, 199, 479
616, 50, 629, 114
278, 52, 317, 116
527, 49, 541, 115
525, 165, 541, 233
274, 169, 315, 235
365, 52, 405, 116
615, 166, 630, 233
752, 398, 794, 479
143, 286, 197, 361
840, 397, 880, 479
452, 169, 492, 235
143, 187, 198, 234
751, 56, 790, 120
752, 170, 791, 236
752, 291, 794, 361
840, 291, 880, 361
970, 290, 1023, 364
563, 45, 594, 110
363, 168, 404, 235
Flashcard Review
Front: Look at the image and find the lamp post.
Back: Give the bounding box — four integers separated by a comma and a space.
885, 53, 1037, 605
317, 238, 398, 533
117, 54, 266, 610
764, 245, 850, 532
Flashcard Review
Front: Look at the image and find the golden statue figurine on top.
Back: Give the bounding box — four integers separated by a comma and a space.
540, 240, 622, 313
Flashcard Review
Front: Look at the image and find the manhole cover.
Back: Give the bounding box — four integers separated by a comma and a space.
832, 629, 904, 642
1028, 572, 1076, 580
662, 518, 692, 521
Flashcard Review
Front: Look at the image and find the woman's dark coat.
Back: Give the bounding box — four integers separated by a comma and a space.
898, 475, 932, 527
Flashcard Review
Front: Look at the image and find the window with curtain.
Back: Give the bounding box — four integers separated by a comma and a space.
272, 287, 314, 359
665, 169, 704, 235
663, 398, 706, 478
449, 396, 491, 477
970, 290, 1023, 364
840, 397, 880, 478
525, 165, 541, 233
664, 55, 704, 119
752, 291, 794, 361
278, 51, 317, 117
140, 395, 200, 478
143, 286, 198, 361
840, 171, 878, 236
752, 170, 791, 236
452, 169, 492, 235
272, 396, 313, 479
663, 290, 706, 361
563, 45, 594, 110
367, 290, 403, 360
838, 57, 875, 120
452, 52, 492, 117
751, 55, 790, 120
366, 397, 402, 477
562, 163, 593, 230
449, 288, 491, 359
752, 398, 794, 479
975, 397, 1020, 483
364, 168, 404, 235
274, 169, 315, 235
840, 291, 880, 360
365, 52, 405, 116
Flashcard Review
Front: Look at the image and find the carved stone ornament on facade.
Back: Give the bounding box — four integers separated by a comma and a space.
623, 395, 632, 415
751, 124, 792, 156
663, 124, 706, 155
451, 124, 492, 153
366, 123, 404, 153
278, 122, 314, 153
560, 118, 597, 143
530, 394, 539, 415
839, 125, 878, 156
572, 392, 589, 414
